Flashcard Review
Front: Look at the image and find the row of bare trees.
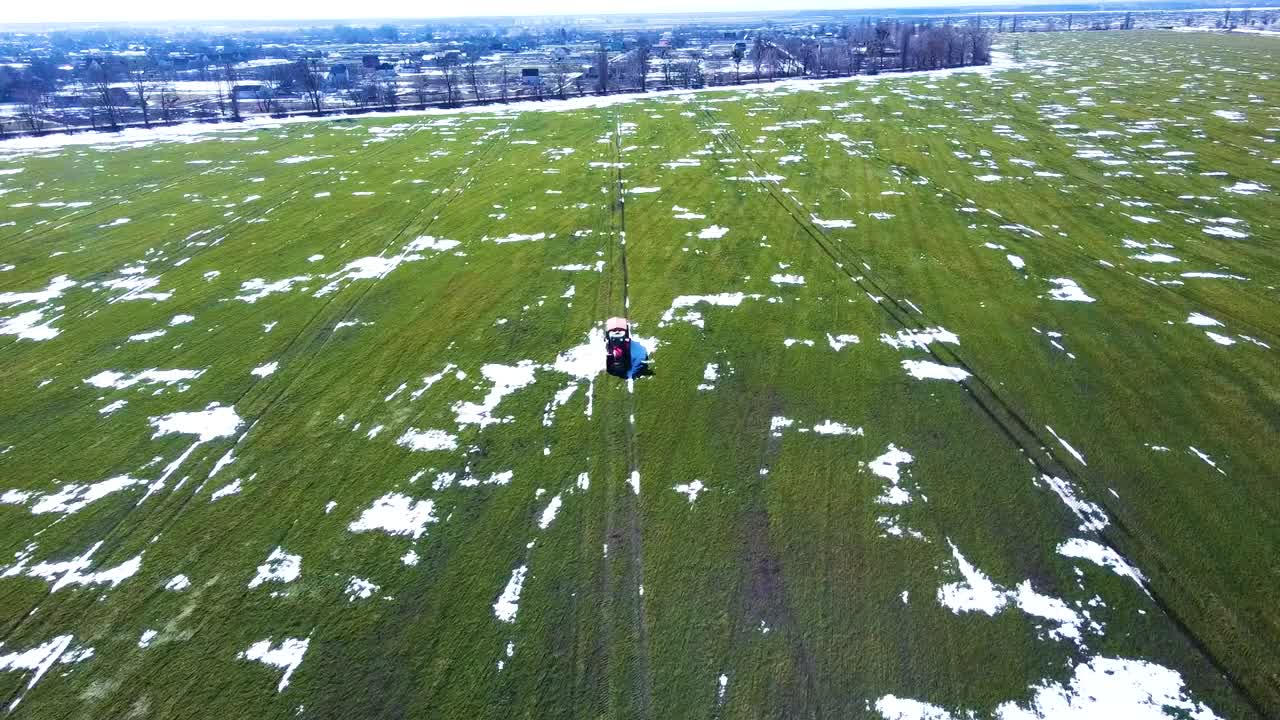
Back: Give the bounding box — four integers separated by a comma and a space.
0, 22, 992, 137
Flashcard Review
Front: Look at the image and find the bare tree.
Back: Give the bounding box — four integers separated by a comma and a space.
220, 56, 241, 121
413, 73, 431, 107
158, 80, 179, 123
632, 39, 651, 91
128, 61, 153, 128
20, 81, 48, 132
654, 46, 672, 85
731, 44, 745, 83
86, 58, 120, 130
299, 57, 325, 113
550, 58, 570, 99
751, 36, 766, 80
498, 63, 511, 103
437, 53, 459, 105
464, 56, 484, 102
594, 43, 610, 94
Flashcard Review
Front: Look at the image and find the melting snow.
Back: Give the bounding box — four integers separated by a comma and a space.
901, 360, 970, 382
251, 362, 278, 378
345, 576, 379, 601
348, 492, 437, 539
1057, 538, 1147, 590
1046, 278, 1096, 303
396, 428, 459, 452
493, 565, 528, 622
880, 327, 958, 350
674, 480, 705, 503
149, 403, 243, 442
238, 637, 310, 692
248, 547, 300, 588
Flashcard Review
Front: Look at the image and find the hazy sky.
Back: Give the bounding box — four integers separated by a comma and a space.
0, 0, 1074, 25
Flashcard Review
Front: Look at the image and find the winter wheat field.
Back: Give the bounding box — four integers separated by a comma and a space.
1, 30, 1278, 720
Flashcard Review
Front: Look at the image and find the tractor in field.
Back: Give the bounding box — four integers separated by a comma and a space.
605, 317, 632, 378
604, 317, 653, 379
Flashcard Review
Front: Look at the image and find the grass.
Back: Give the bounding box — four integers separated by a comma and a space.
0, 30, 1277, 719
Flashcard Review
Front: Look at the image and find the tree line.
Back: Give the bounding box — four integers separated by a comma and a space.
0, 19, 994, 138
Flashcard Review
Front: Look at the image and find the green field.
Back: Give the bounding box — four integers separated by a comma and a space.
1, 30, 1277, 719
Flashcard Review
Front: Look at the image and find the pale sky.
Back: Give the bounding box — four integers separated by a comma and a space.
0, 0, 1076, 26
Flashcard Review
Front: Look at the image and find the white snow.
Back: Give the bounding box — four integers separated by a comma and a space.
870, 444, 914, 505
238, 637, 310, 692
251, 361, 278, 378
538, 494, 563, 529
660, 292, 760, 328
248, 546, 301, 588
210, 478, 242, 501
345, 576, 379, 601
86, 368, 203, 390
1011, 580, 1084, 643
169, 314, 195, 326
698, 225, 729, 239
491, 232, 547, 244
1223, 181, 1265, 195
1186, 313, 1222, 327
1057, 538, 1147, 590
493, 564, 528, 622
826, 333, 860, 351
674, 480, 705, 504
1045, 426, 1088, 467
812, 420, 862, 436
149, 403, 243, 442
629, 471, 640, 495
405, 235, 461, 252
1047, 278, 1096, 303
5, 475, 144, 515
901, 360, 970, 382
278, 155, 332, 164
0, 275, 77, 306
0, 634, 74, 712
770, 273, 805, 286
1132, 253, 1181, 263
1205, 331, 1236, 346
138, 630, 158, 648
164, 574, 191, 591
1203, 226, 1249, 239
453, 361, 539, 427
875, 695, 954, 720
879, 327, 959, 350
994, 656, 1223, 720
348, 492, 437, 539
395, 428, 459, 452
811, 217, 856, 229
937, 540, 1008, 616
1040, 474, 1109, 532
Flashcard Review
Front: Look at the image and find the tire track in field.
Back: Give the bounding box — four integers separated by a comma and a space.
604, 108, 653, 720
714, 389, 823, 720
690, 100, 1272, 718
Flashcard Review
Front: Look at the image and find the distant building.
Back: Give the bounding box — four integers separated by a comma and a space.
361, 54, 379, 69
328, 63, 350, 88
